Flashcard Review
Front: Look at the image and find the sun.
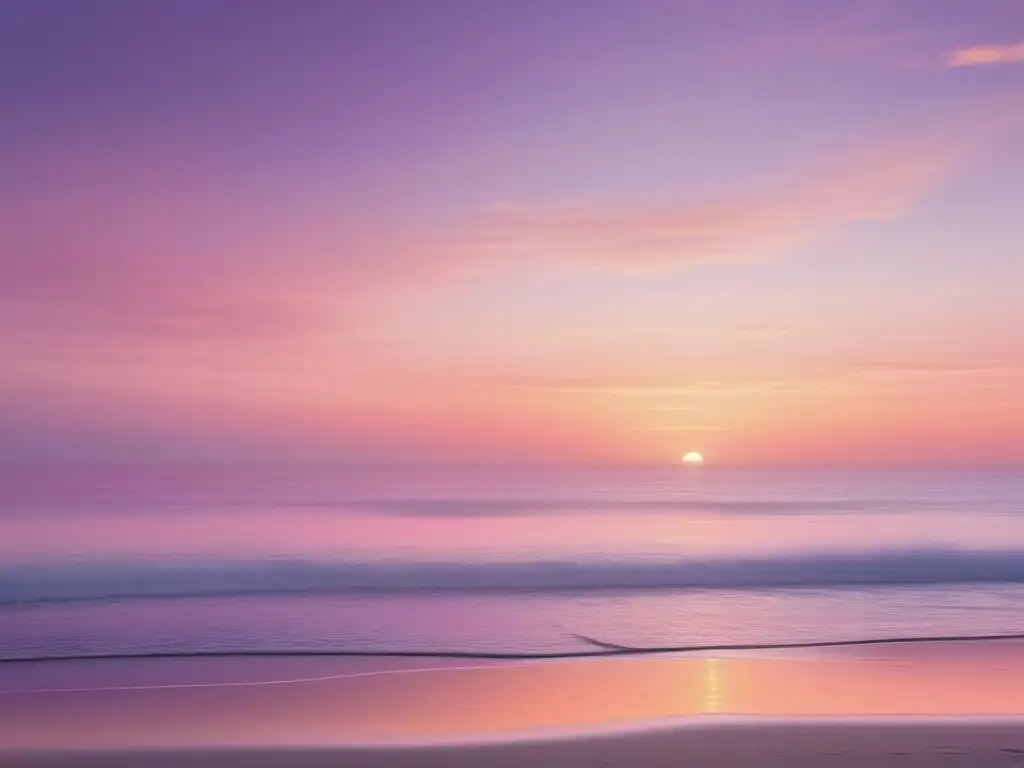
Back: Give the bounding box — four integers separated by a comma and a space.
681, 452, 705, 465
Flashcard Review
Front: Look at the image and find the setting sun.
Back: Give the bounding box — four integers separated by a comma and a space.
682, 452, 705, 465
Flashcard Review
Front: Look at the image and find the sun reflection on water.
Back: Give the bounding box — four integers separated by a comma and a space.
703, 658, 723, 713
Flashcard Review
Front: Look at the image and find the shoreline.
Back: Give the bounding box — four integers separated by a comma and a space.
5, 721, 1024, 767
4, 648, 1024, 752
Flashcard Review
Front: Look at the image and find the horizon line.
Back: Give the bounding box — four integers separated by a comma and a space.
0, 461, 1022, 471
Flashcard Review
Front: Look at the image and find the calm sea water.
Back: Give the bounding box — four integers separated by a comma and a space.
2, 466, 1024, 659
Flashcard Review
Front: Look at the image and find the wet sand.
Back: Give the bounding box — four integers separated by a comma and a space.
2, 643, 1024, 765
4, 722, 1024, 767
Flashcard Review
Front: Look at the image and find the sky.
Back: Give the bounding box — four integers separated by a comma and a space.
1, 0, 1023, 467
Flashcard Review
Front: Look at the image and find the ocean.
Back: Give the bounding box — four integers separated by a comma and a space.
2, 465, 1024, 660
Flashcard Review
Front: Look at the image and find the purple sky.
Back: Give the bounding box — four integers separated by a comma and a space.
2, 0, 1023, 465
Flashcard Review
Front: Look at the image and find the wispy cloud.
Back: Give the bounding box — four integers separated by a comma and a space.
462, 128, 989, 269
644, 424, 734, 432
949, 43, 1024, 68
0, 110, 1010, 353
849, 361, 1014, 376
503, 375, 819, 396
509, 384, 694, 396
733, 324, 793, 335
0, 148, 419, 346
502, 360, 1021, 401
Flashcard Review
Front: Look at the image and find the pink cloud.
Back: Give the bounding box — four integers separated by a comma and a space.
495, 358, 1023, 400
2, 204, 291, 341
0, 154, 495, 362
0, 111, 1010, 358
733, 324, 792, 335
0, 143, 432, 347
458, 128, 991, 268
848, 360, 1016, 376
500, 373, 821, 396
949, 43, 1024, 68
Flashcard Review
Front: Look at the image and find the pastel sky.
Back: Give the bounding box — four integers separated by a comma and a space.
2, 0, 1023, 466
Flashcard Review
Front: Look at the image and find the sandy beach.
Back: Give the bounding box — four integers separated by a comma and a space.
3, 643, 1024, 766
4, 721, 1024, 767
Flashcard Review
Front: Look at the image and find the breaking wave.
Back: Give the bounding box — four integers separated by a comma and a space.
4, 547, 1024, 605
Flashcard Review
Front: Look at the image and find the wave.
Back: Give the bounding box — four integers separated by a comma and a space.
331, 498, 880, 516
4, 548, 1024, 605
0, 497, 894, 519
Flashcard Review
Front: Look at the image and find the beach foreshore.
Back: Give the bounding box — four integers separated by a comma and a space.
4, 721, 1024, 767
3, 648, 1024, 765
